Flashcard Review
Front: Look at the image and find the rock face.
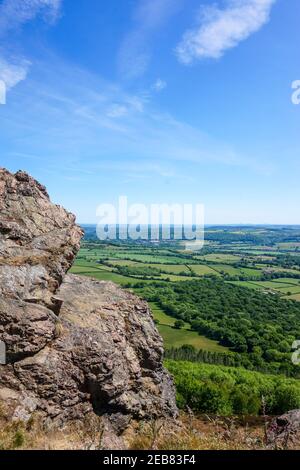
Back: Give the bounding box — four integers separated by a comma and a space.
0, 168, 177, 432
267, 410, 300, 448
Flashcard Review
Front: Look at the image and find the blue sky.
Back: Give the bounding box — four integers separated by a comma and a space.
0, 0, 299, 224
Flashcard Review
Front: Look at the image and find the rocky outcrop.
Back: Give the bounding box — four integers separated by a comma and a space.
0, 168, 82, 363
0, 168, 177, 437
267, 410, 300, 449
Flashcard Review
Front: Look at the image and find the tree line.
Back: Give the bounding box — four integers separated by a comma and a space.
136, 279, 300, 376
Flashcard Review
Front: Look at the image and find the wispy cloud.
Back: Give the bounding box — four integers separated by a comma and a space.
106, 104, 129, 119
152, 78, 167, 92
0, 0, 63, 91
0, 56, 30, 89
118, 0, 183, 79
1, 55, 269, 179
176, 0, 276, 64
86, 160, 178, 180
105, 94, 148, 119
0, 0, 62, 36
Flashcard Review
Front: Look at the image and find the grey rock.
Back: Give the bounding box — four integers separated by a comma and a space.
0, 168, 83, 310
267, 410, 300, 447
0, 168, 177, 435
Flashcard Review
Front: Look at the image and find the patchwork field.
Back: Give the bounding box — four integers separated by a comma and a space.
72, 227, 300, 357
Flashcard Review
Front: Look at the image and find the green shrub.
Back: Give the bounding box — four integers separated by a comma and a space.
12, 429, 25, 449
273, 384, 300, 414
165, 360, 300, 416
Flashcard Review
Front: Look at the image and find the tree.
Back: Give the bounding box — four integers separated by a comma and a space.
174, 320, 185, 330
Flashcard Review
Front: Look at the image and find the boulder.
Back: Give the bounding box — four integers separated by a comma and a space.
267, 410, 300, 448
0, 168, 177, 437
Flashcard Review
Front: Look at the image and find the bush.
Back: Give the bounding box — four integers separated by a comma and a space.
165, 360, 300, 416
273, 384, 300, 414
174, 320, 185, 330
13, 429, 25, 449
139, 279, 300, 376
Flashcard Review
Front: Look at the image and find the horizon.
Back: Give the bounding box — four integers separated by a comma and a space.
80, 223, 300, 228
1, 1, 300, 452
0, 0, 299, 224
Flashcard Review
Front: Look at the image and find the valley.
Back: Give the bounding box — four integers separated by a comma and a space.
70, 225, 300, 416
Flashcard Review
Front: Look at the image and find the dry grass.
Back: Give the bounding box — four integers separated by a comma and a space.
0, 411, 106, 450
54, 320, 64, 338
0, 409, 299, 450
127, 412, 300, 451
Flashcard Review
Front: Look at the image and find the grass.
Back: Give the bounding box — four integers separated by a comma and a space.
128, 413, 270, 450
227, 280, 300, 300
189, 264, 220, 276
195, 254, 241, 263
157, 325, 226, 352
149, 302, 227, 353
1, 406, 287, 450
110, 253, 189, 264
107, 259, 141, 266
250, 281, 290, 289
287, 293, 300, 301
159, 274, 194, 282
277, 243, 300, 250
149, 302, 176, 326
227, 281, 263, 290
70, 265, 110, 274
149, 264, 191, 274
275, 286, 300, 294
73, 245, 300, 303
211, 264, 241, 276
274, 278, 300, 285
70, 266, 143, 285
239, 267, 262, 277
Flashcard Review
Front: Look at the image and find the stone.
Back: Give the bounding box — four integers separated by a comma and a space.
0, 168, 177, 439
267, 410, 300, 448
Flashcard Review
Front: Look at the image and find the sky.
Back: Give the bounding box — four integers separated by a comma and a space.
0, 0, 299, 224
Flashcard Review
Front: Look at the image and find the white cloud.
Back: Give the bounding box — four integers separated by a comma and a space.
105, 93, 148, 119
176, 0, 276, 64
152, 78, 167, 92
106, 104, 128, 119
0, 0, 62, 36
118, 0, 183, 79
1, 56, 269, 176
0, 0, 62, 92
0, 57, 30, 89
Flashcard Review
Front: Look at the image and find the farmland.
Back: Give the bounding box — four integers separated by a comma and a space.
71, 225, 300, 375
72, 225, 300, 301
149, 302, 226, 352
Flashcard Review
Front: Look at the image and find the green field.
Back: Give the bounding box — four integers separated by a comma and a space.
195, 253, 241, 263
211, 264, 242, 276
227, 280, 263, 290
67, 228, 300, 394
189, 264, 219, 276
149, 302, 227, 352
276, 286, 300, 294
157, 325, 226, 351
73, 238, 300, 305
149, 264, 190, 274
289, 293, 300, 301
70, 265, 146, 285
73, 228, 300, 360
